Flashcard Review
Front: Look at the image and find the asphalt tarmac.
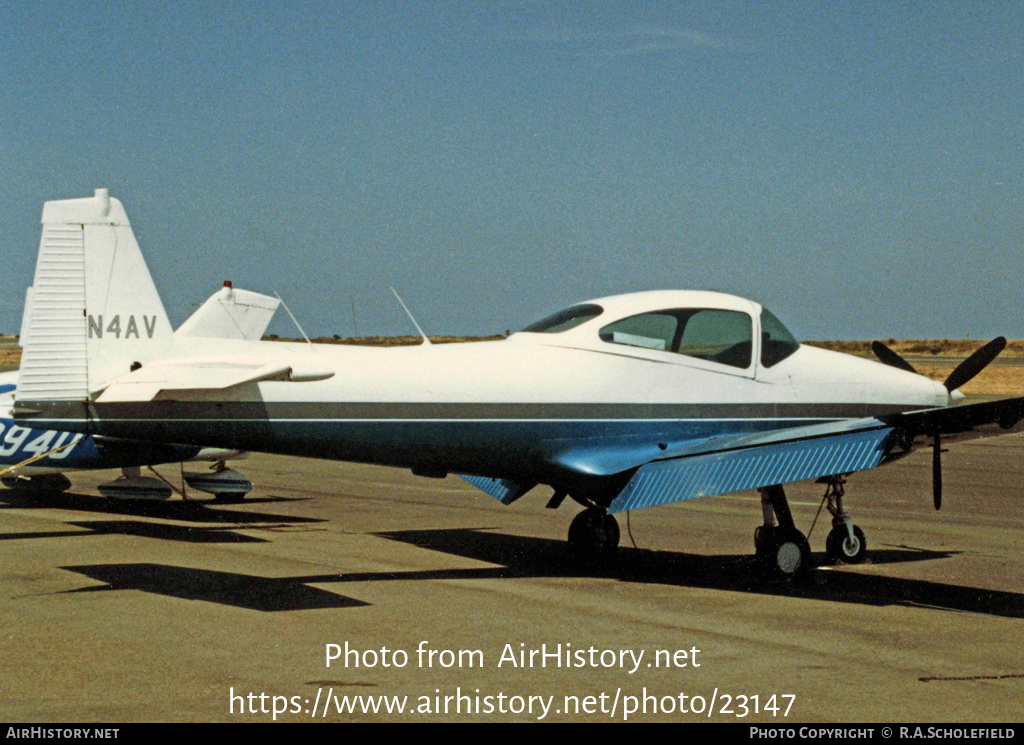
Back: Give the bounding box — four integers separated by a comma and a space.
1, 436, 1022, 723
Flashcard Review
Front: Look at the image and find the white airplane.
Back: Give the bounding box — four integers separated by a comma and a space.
4, 260, 282, 501
12, 189, 1024, 577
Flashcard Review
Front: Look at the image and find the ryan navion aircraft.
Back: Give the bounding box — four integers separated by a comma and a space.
13, 190, 1024, 578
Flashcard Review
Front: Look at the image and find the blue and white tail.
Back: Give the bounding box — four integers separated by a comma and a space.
18, 189, 172, 401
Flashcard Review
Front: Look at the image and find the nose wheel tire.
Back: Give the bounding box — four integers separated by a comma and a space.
826, 524, 866, 564
568, 508, 620, 564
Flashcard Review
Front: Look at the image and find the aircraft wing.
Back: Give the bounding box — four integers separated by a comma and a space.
882, 395, 1024, 445
606, 396, 1024, 514
460, 396, 1024, 513
458, 475, 537, 505
606, 421, 895, 513
459, 418, 897, 510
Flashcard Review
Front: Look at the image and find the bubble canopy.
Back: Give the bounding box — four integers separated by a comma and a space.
519, 291, 799, 370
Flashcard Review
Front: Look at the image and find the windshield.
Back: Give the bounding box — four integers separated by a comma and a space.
760, 308, 799, 367
522, 304, 603, 333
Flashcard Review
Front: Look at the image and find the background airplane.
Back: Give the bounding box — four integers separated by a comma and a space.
13, 190, 1024, 578
5, 272, 282, 501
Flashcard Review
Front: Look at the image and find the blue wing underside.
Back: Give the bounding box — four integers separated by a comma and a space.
460, 396, 1024, 513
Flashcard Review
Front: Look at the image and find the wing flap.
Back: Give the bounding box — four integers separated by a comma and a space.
608, 425, 894, 514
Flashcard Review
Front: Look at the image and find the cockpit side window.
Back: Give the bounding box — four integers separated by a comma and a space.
521, 304, 603, 333
598, 311, 677, 351
760, 308, 800, 368
600, 309, 753, 369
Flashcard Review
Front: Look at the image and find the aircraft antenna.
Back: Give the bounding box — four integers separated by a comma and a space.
390, 287, 431, 346
274, 291, 314, 349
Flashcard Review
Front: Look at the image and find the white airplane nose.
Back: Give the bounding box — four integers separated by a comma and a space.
950, 389, 966, 403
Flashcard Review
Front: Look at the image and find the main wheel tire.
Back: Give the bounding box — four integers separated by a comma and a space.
767, 528, 811, 579
826, 524, 866, 564
568, 508, 620, 563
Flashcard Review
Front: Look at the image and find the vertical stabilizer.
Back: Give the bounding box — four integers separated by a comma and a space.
17, 189, 172, 401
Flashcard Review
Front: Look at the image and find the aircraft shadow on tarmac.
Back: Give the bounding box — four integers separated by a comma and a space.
62, 563, 368, 612
55, 527, 1024, 618
0, 489, 323, 539
0, 522, 269, 544
361, 528, 1024, 620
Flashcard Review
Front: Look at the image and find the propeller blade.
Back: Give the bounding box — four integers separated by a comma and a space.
871, 341, 918, 374
943, 336, 1007, 392
932, 432, 942, 510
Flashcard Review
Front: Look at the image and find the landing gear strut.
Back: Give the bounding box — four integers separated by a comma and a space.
568, 507, 620, 564
821, 478, 867, 564
755, 485, 811, 579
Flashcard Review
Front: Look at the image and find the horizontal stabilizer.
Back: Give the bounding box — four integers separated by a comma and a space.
608, 425, 893, 514
98, 475, 172, 501
176, 285, 281, 341
96, 361, 334, 402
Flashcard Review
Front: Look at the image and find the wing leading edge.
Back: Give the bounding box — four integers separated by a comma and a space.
882, 395, 1024, 445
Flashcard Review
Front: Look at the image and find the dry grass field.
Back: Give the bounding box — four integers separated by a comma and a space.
806, 338, 1024, 358
0, 346, 19, 367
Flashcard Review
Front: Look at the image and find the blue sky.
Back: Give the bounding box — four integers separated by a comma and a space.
2, 1, 1022, 340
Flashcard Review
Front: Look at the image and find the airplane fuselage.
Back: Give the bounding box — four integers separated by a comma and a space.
21, 308, 948, 502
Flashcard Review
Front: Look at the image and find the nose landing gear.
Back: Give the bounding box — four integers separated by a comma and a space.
820, 478, 867, 564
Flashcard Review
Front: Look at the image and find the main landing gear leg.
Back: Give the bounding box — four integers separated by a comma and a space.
568, 506, 620, 564
754, 485, 811, 579
821, 477, 867, 564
